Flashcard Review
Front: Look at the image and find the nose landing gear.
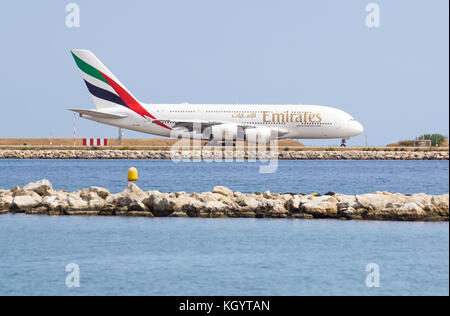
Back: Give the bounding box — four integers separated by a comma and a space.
340, 138, 347, 147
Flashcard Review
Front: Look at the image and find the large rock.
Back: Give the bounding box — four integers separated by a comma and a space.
334, 194, 367, 219
356, 193, 385, 211
256, 198, 289, 217
12, 188, 42, 200
88, 198, 106, 211
122, 183, 145, 199
185, 200, 206, 216
23, 179, 52, 196
10, 186, 21, 193
80, 190, 95, 201
355, 193, 406, 212
170, 196, 192, 212
107, 183, 146, 207
431, 194, 449, 209
143, 191, 191, 216
398, 202, 424, 213
0, 195, 13, 213
286, 195, 309, 212
0, 189, 12, 197
429, 194, 450, 216
212, 186, 233, 197
301, 196, 338, 218
152, 196, 174, 216
407, 193, 432, 209
268, 200, 289, 216
197, 192, 221, 203
204, 201, 228, 212
236, 196, 259, 211
127, 200, 150, 213
88, 186, 110, 199
67, 196, 89, 210
194, 200, 228, 218
263, 191, 272, 199
339, 207, 365, 220
79, 187, 110, 201
11, 195, 42, 212
41, 195, 69, 214
141, 191, 163, 208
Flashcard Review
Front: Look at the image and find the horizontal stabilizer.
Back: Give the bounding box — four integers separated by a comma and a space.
69, 109, 128, 119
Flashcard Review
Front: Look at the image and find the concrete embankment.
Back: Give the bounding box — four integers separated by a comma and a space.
1, 180, 448, 221
0, 150, 448, 160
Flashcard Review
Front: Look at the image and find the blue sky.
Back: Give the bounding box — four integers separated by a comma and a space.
0, 0, 448, 146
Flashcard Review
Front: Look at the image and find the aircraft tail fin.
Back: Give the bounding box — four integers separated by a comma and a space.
70, 49, 140, 110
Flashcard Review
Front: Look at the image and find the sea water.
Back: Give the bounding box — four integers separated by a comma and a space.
0, 159, 448, 296
0, 159, 448, 194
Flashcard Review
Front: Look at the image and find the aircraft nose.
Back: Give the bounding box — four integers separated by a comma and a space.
353, 121, 364, 135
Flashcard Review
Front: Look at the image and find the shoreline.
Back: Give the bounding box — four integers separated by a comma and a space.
0, 150, 448, 160
1, 180, 448, 221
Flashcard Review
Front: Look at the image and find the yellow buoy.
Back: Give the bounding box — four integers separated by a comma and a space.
127, 167, 138, 182
311, 193, 318, 196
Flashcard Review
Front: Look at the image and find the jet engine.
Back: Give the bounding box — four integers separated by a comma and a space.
207, 125, 278, 144
244, 127, 274, 144
211, 123, 240, 141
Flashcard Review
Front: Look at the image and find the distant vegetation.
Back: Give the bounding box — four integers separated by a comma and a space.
388, 134, 448, 147
387, 140, 415, 147
416, 134, 448, 147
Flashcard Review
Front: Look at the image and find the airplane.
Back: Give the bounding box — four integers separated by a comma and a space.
70, 49, 364, 146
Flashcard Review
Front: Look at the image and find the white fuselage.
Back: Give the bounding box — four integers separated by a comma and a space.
81, 103, 364, 141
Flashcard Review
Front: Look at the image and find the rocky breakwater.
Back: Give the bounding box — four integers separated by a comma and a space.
0, 180, 448, 221
0, 150, 448, 160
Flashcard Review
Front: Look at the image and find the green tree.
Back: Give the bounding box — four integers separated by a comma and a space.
416, 134, 448, 146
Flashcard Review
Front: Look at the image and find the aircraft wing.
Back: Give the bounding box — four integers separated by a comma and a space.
158, 119, 289, 136
157, 119, 254, 131
158, 119, 220, 129
69, 109, 128, 119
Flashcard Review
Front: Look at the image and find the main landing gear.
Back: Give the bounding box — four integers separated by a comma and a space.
340, 138, 347, 147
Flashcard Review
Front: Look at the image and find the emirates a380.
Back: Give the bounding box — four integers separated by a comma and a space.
70, 50, 364, 146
